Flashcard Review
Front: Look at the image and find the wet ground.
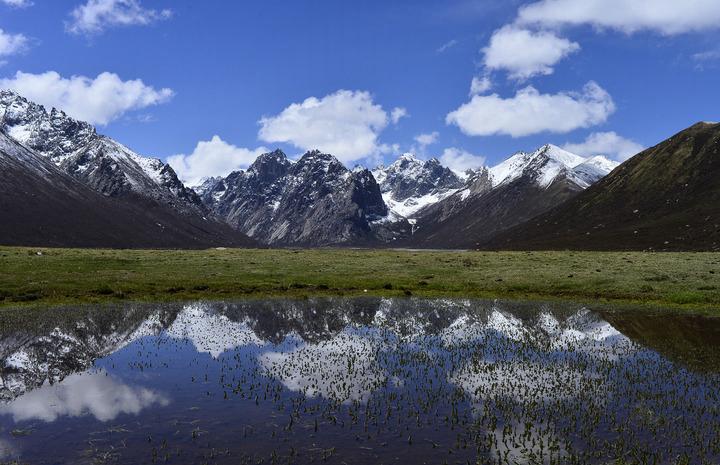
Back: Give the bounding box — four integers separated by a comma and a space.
0, 298, 718, 464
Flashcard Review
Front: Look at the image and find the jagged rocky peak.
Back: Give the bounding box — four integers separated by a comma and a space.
374, 153, 464, 200
349, 167, 388, 218
464, 166, 493, 196
247, 149, 292, 182
199, 147, 391, 246
294, 149, 348, 177
370, 152, 467, 221
0, 90, 97, 161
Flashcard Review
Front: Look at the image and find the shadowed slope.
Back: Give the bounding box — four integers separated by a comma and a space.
482, 122, 720, 251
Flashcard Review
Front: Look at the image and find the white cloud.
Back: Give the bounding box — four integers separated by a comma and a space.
1, 0, 32, 7
483, 25, 580, 80
377, 143, 401, 156
469, 75, 492, 96
562, 131, 644, 161
517, 0, 720, 35
446, 81, 615, 137
0, 371, 168, 423
693, 50, 720, 61
167, 136, 269, 187
414, 131, 439, 147
437, 39, 459, 53
439, 147, 486, 173
0, 71, 174, 125
258, 90, 391, 164
67, 0, 172, 36
0, 29, 29, 57
390, 106, 408, 124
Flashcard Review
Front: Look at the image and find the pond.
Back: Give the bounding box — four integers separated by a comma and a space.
0, 298, 719, 464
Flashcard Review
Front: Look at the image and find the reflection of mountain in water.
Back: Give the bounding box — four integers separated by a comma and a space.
0, 298, 719, 464
0, 298, 637, 403
0, 305, 176, 401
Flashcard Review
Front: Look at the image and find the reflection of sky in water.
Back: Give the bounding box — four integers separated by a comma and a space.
258, 327, 388, 402
0, 370, 168, 422
0, 299, 718, 465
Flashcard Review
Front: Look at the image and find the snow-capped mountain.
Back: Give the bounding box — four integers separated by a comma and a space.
200, 149, 387, 246
404, 144, 618, 248
0, 89, 623, 248
0, 90, 202, 213
195, 145, 617, 247
372, 154, 465, 219
488, 144, 618, 189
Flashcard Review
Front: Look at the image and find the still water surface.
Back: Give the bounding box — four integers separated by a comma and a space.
0, 298, 719, 464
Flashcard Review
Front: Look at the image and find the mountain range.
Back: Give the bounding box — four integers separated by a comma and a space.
1, 89, 716, 250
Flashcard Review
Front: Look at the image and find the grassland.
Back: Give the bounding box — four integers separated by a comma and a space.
1, 247, 720, 312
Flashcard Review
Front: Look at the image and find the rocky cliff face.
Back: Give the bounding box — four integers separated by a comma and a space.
201, 150, 388, 246
372, 154, 465, 220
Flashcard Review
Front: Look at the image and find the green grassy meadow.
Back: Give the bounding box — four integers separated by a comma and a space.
1, 247, 719, 312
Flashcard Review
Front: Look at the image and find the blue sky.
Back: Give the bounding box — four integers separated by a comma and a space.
1, 0, 719, 184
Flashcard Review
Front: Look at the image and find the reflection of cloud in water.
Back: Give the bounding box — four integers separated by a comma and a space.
0, 371, 168, 422
448, 309, 633, 402
258, 328, 386, 403
445, 310, 636, 464
166, 304, 265, 358
440, 310, 528, 346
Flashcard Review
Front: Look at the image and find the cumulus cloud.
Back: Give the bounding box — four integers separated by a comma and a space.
67, 0, 172, 36
1, 0, 32, 7
414, 131, 439, 147
446, 81, 615, 137
439, 147, 486, 173
0, 71, 174, 125
167, 136, 269, 187
517, 0, 720, 35
562, 131, 644, 161
0, 29, 29, 58
483, 25, 580, 80
0, 371, 168, 423
469, 75, 492, 96
258, 90, 391, 164
390, 107, 408, 124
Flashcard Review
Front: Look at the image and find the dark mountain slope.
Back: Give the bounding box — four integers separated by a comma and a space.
0, 131, 255, 248
406, 175, 583, 249
481, 122, 720, 251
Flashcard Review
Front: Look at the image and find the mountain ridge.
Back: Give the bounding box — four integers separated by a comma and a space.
480, 122, 720, 251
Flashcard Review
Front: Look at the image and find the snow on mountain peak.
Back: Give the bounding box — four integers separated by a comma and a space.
489, 144, 616, 189
372, 152, 465, 220
398, 152, 421, 163
539, 144, 586, 168
0, 89, 202, 210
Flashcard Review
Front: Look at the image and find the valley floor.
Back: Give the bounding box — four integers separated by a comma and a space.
1, 247, 719, 313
